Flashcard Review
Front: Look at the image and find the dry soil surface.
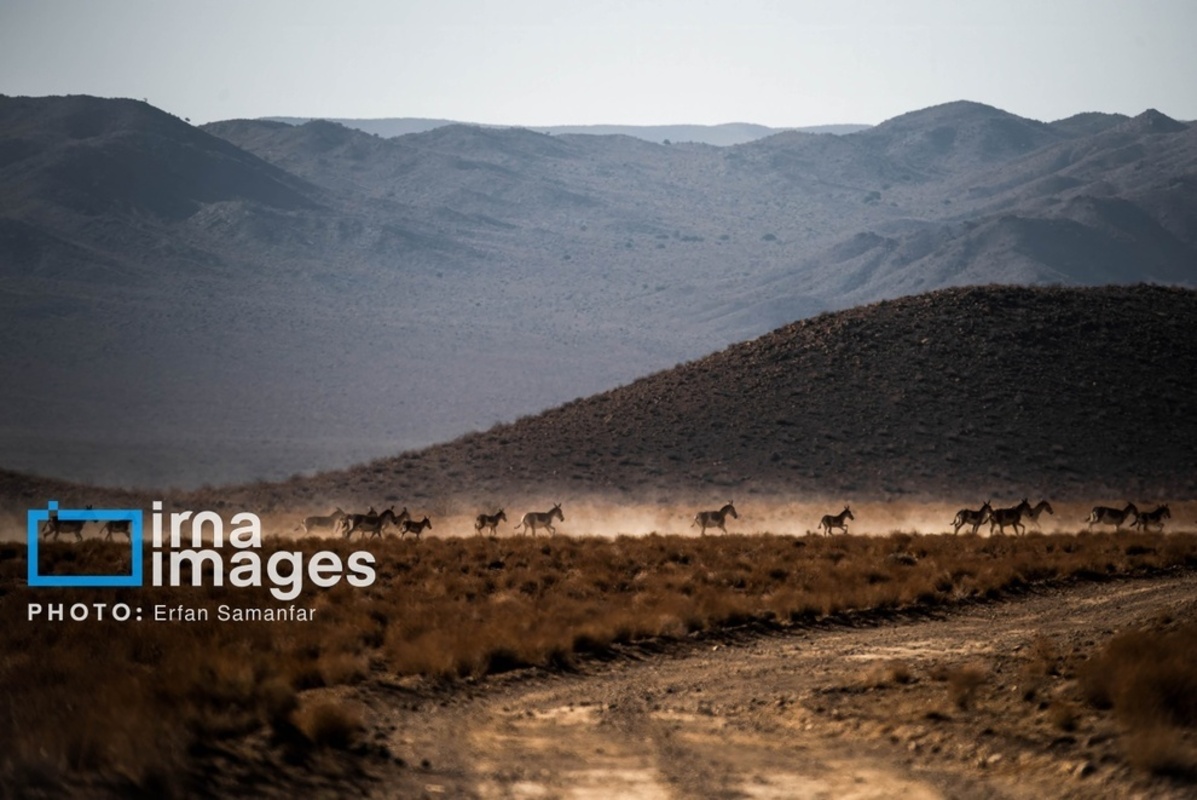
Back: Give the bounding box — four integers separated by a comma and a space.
207, 571, 1197, 799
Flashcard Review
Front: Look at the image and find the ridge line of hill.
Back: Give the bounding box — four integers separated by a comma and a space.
3, 284, 1193, 515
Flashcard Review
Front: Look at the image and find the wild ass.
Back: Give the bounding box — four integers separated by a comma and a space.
515, 504, 564, 536
40, 505, 93, 541
100, 519, 132, 541
340, 506, 407, 539
1024, 500, 1054, 530
297, 507, 347, 535
819, 506, 854, 535
474, 510, 507, 537
989, 499, 1033, 536
399, 517, 433, 540
692, 502, 738, 536
1132, 504, 1171, 532
1086, 503, 1139, 531
951, 501, 992, 535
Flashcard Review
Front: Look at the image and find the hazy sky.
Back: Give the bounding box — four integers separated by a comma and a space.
2, 0, 1195, 127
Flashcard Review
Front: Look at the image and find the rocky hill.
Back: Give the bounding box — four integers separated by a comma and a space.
277, 283, 1197, 506
6, 284, 1191, 515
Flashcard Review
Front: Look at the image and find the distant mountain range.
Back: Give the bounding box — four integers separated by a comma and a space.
1, 94, 1194, 489
261, 117, 871, 146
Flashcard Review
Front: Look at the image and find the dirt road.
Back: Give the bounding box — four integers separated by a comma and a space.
223, 572, 1197, 799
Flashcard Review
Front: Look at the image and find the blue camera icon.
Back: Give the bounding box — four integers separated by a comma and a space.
27, 501, 144, 587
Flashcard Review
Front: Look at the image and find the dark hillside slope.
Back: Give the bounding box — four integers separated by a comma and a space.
3, 285, 1193, 513
0, 95, 319, 221
210, 284, 1197, 509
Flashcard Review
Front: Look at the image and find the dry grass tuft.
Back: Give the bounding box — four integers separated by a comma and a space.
861, 659, 915, 689
946, 663, 989, 711
1123, 728, 1197, 779
292, 699, 364, 750
1079, 618, 1197, 778
316, 651, 370, 687
1026, 635, 1062, 677
1079, 623, 1197, 729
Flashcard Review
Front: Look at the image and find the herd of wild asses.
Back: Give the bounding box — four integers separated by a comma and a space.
298, 503, 568, 539
34, 505, 135, 542
290, 498, 1178, 540
297, 506, 436, 540
949, 499, 1174, 536
31, 498, 1179, 542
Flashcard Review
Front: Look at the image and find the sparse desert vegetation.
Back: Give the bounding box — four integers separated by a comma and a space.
1079, 618, 1197, 778
811, 581, 1197, 798
3, 527, 1197, 795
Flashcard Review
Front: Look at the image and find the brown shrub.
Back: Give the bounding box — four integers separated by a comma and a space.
1025, 634, 1062, 678
259, 677, 299, 728
861, 659, 915, 689
317, 651, 370, 686
1077, 617, 1197, 779
292, 699, 364, 749
947, 663, 989, 710
1123, 727, 1197, 779
1079, 623, 1197, 729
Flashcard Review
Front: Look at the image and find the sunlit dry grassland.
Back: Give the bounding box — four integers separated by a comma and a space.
2, 528, 1197, 791
1079, 617, 1197, 778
